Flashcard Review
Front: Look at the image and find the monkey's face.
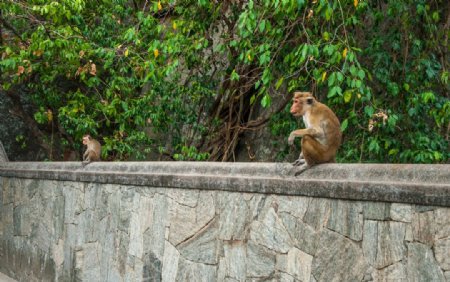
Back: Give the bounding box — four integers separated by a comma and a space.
82, 136, 89, 145
290, 97, 310, 117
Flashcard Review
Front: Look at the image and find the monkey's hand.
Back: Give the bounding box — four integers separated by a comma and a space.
82, 160, 91, 167
288, 133, 296, 146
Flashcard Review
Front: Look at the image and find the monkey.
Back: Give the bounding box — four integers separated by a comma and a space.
82, 134, 101, 166
288, 91, 342, 175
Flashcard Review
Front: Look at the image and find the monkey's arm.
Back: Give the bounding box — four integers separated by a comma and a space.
288, 128, 321, 145
82, 150, 88, 161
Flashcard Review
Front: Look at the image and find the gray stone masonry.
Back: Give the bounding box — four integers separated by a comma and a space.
0, 162, 449, 281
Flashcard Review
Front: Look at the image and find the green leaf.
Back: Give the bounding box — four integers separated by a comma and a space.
325, 7, 332, 21
328, 72, 336, 87
364, 106, 375, 117
341, 119, 348, 132
297, 0, 305, 8
275, 77, 284, 90
259, 20, 266, 33
328, 86, 342, 98
300, 44, 308, 62
388, 149, 399, 156
261, 94, 271, 108
368, 139, 380, 153
231, 70, 240, 81
357, 69, 365, 79
421, 91, 435, 103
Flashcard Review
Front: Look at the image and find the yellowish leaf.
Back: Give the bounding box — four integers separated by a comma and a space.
344, 91, 352, 103
33, 50, 43, 57
247, 54, 252, 61
342, 48, 348, 58
47, 109, 53, 123
354, 0, 358, 7
124, 48, 129, 57
173, 22, 177, 30
321, 71, 327, 82
157, 1, 162, 11
153, 49, 159, 58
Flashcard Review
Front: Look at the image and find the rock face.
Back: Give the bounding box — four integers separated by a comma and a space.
0, 142, 8, 162
0, 94, 45, 161
0, 162, 449, 281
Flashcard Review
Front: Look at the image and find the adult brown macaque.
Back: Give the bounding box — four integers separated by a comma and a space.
82, 134, 101, 166
288, 91, 342, 175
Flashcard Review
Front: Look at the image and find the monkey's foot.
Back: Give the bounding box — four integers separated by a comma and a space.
293, 164, 310, 176
292, 158, 306, 166
81, 161, 91, 167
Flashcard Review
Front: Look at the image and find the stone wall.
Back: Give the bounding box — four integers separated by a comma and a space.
0, 162, 449, 281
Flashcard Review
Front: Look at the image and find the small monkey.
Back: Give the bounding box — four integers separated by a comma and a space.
82, 134, 101, 166
288, 91, 341, 175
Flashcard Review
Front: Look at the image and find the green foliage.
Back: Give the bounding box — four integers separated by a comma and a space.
0, 0, 448, 162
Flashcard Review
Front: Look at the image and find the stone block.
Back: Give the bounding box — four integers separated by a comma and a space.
277, 196, 310, 219
161, 241, 179, 282
218, 241, 246, 281
362, 220, 377, 266
303, 198, 330, 231
178, 218, 219, 264
246, 241, 276, 278
390, 203, 412, 222
372, 262, 406, 281
218, 193, 249, 241
276, 247, 313, 282
412, 210, 435, 246
378, 221, 407, 268
176, 257, 216, 281
312, 229, 367, 281
434, 208, 450, 239
435, 238, 450, 271
249, 207, 293, 253
327, 200, 363, 241
13, 205, 32, 236
168, 191, 215, 246
280, 212, 317, 255
143, 193, 168, 261
407, 242, 445, 281
363, 202, 390, 220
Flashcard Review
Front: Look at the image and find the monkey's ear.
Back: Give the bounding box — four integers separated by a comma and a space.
306, 97, 314, 105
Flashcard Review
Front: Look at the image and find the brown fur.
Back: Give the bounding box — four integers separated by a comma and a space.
82, 135, 101, 165
288, 91, 342, 174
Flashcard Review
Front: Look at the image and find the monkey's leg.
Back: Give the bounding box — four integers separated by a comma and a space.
82, 153, 93, 167
292, 135, 326, 176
